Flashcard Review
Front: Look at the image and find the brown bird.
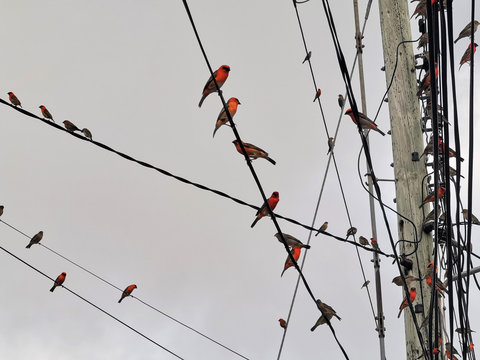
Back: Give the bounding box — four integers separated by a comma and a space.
410, 1, 426, 20
338, 94, 345, 108
462, 209, 480, 225
81, 128, 93, 140
0, 205, 3, 217
302, 51, 312, 64
311, 299, 341, 331
454, 20, 480, 43
423, 205, 441, 223
361, 280, 370, 289
455, 327, 475, 335
346, 227, 357, 238
26, 231, 43, 249
392, 275, 419, 287
39, 105, 54, 122
274, 233, 310, 249
63, 120, 81, 132
417, 33, 429, 49
327, 137, 334, 154
118, 284, 137, 303
50, 272, 66, 292
358, 236, 369, 246
7, 92, 21, 107
279, 318, 287, 329
232, 140, 276, 165
459, 43, 478, 69
448, 166, 464, 178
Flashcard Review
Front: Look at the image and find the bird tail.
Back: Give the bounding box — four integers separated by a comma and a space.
397, 309, 402, 318
419, 204, 423, 209
26, 243, 32, 249
303, 245, 311, 250
251, 217, 260, 228
212, 125, 220, 138
118, 297, 123, 303
310, 324, 318, 332
281, 268, 286, 277
266, 157, 276, 165
334, 314, 342, 321
454, 37, 459, 44
375, 127, 386, 136
198, 94, 207, 108
50, 285, 56, 292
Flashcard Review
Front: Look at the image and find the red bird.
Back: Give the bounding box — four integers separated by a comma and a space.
398, 286, 417, 318
7, 92, 21, 107
313, 89, 322, 102
459, 43, 478, 69
213, 97, 240, 138
251, 191, 279, 228
419, 186, 446, 208
39, 105, 54, 122
50, 272, 66, 292
281, 246, 301, 277
344, 108, 385, 135
278, 318, 287, 329
118, 284, 137, 303
233, 140, 276, 165
198, 65, 230, 107
417, 63, 438, 96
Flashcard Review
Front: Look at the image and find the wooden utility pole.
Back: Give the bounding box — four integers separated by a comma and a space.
377, 0, 434, 359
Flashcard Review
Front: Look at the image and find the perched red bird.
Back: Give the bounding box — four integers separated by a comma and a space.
233, 140, 276, 165
26, 231, 43, 249
398, 287, 417, 318
459, 43, 478, 69
251, 191, 279, 228
198, 65, 230, 107
7, 92, 21, 107
371, 237, 379, 250
281, 246, 301, 277
454, 20, 480, 43
278, 318, 287, 329
213, 97, 240, 138
344, 108, 385, 135
417, 63, 438, 96
410, 1, 426, 19
313, 89, 322, 102
39, 105, 54, 122
419, 186, 446, 208
118, 284, 137, 303
50, 272, 66, 292
63, 120, 81, 132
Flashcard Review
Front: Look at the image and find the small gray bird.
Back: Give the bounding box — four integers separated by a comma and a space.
454, 20, 480, 44
327, 137, 334, 154
361, 280, 370, 289
26, 231, 43, 248
311, 299, 341, 331
81, 128, 93, 140
315, 221, 328, 236
358, 236, 369, 246
417, 32, 428, 49
346, 226, 357, 238
338, 94, 345, 108
63, 120, 81, 132
274, 233, 311, 249
302, 51, 312, 64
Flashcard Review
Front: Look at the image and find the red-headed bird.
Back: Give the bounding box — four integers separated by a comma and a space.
459, 43, 478, 69
50, 272, 66, 292
279, 318, 287, 329
313, 89, 321, 102
198, 65, 230, 107
417, 63, 438, 96
232, 140, 276, 165
213, 97, 240, 138
251, 191, 279, 228
281, 246, 301, 277
7, 92, 21, 107
39, 105, 54, 122
419, 186, 446, 208
118, 284, 137, 303
398, 286, 417, 318
344, 108, 385, 135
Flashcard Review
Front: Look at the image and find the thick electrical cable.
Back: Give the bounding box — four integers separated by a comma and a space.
0, 244, 184, 359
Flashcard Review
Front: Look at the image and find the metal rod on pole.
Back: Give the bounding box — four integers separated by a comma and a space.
353, 1, 386, 359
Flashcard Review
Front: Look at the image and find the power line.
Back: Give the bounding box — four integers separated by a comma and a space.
0, 218, 250, 360
0, 243, 184, 360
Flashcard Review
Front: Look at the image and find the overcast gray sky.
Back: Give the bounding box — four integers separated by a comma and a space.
1, 1, 479, 359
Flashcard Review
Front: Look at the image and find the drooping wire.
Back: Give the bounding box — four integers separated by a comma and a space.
0, 243, 184, 360
0, 218, 250, 360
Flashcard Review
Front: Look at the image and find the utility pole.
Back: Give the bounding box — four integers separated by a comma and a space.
353, 1, 386, 359
377, 0, 434, 359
